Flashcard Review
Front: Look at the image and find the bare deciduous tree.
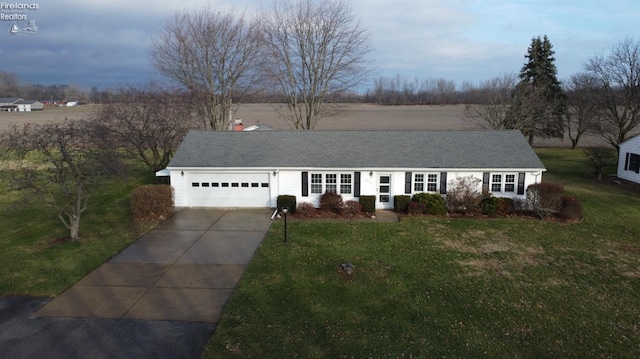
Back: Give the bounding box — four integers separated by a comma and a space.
585, 38, 640, 151
0, 71, 20, 96
92, 82, 198, 174
150, 7, 264, 131
584, 147, 616, 179
1, 121, 124, 241
464, 73, 517, 129
262, 0, 372, 129
563, 73, 600, 149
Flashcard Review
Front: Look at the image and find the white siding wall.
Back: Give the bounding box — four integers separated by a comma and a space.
277, 171, 301, 203
170, 168, 544, 208
170, 170, 189, 207
618, 136, 640, 184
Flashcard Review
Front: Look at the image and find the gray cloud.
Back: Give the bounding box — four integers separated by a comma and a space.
1, 0, 638, 91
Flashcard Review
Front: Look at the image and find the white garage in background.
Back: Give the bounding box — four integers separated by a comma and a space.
161, 129, 546, 209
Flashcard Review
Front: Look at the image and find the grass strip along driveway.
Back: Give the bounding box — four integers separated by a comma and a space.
203, 149, 640, 358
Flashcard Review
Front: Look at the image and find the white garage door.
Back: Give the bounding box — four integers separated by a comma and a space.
187, 173, 271, 207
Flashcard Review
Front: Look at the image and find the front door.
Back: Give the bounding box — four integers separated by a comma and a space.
378, 174, 392, 209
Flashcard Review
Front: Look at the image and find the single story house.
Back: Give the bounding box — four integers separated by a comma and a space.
618, 134, 640, 184
161, 129, 546, 209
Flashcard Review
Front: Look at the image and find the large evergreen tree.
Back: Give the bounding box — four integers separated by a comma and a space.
506, 35, 566, 144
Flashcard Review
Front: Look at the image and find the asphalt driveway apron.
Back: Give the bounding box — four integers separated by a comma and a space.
34, 208, 274, 323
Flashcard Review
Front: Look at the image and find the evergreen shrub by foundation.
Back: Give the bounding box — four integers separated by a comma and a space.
359, 195, 376, 213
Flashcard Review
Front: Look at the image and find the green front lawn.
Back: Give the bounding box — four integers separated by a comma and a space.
1, 148, 639, 357
204, 149, 640, 358
0, 163, 157, 296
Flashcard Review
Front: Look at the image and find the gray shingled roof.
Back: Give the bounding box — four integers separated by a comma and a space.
168, 130, 545, 170
0, 97, 22, 104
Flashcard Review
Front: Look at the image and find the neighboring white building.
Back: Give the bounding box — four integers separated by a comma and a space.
618, 134, 640, 184
15, 100, 44, 111
0, 97, 22, 111
0, 98, 45, 111
160, 130, 546, 209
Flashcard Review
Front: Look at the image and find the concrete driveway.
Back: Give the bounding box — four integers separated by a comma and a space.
0, 208, 273, 359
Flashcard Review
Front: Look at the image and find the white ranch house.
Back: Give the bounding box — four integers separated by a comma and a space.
162, 130, 546, 209
618, 134, 640, 184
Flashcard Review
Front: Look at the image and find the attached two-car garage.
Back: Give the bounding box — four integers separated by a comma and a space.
186, 172, 272, 207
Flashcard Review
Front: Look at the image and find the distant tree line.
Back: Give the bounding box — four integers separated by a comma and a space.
0, 71, 89, 102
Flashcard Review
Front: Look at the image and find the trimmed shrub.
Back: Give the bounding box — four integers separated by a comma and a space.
445, 176, 483, 214
342, 200, 362, 217
411, 192, 447, 215
482, 197, 516, 217
394, 195, 411, 213
408, 201, 425, 215
131, 184, 173, 221
319, 191, 344, 213
359, 195, 376, 213
277, 195, 297, 213
559, 195, 583, 221
480, 197, 498, 217
526, 182, 564, 219
496, 197, 515, 216
296, 202, 316, 217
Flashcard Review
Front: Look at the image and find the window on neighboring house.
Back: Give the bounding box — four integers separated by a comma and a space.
427, 174, 438, 192
628, 153, 640, 173
311, 173, 323, 194
326, 174, 337, 192
491, 173, 516, 193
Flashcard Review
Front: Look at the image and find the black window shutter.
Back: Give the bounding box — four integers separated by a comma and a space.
354, 172, 361, 197
405, 172, 412, 194
517, 172, 526, 195
625, 153, 630, 171
301, 172, 308, 197
482, 172, 490, 193
440, 172, 447, 194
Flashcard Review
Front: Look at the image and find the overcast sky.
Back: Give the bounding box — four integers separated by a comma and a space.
1, 0, 637, 92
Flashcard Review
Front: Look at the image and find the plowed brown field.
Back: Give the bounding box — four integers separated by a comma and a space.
0, 103, 606, 147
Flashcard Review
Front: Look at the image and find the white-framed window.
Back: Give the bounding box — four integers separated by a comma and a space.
414, 174, 424, 191
427, 174, 438, 192
326, 174, 337, 192
491, 174, 502, 192
414, 173, 438, 193
310, 172, 353, 194
491, 173, 516, 193
311, 173, 323, 194
340, 174, 352, 194
504, 174, 516, 192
